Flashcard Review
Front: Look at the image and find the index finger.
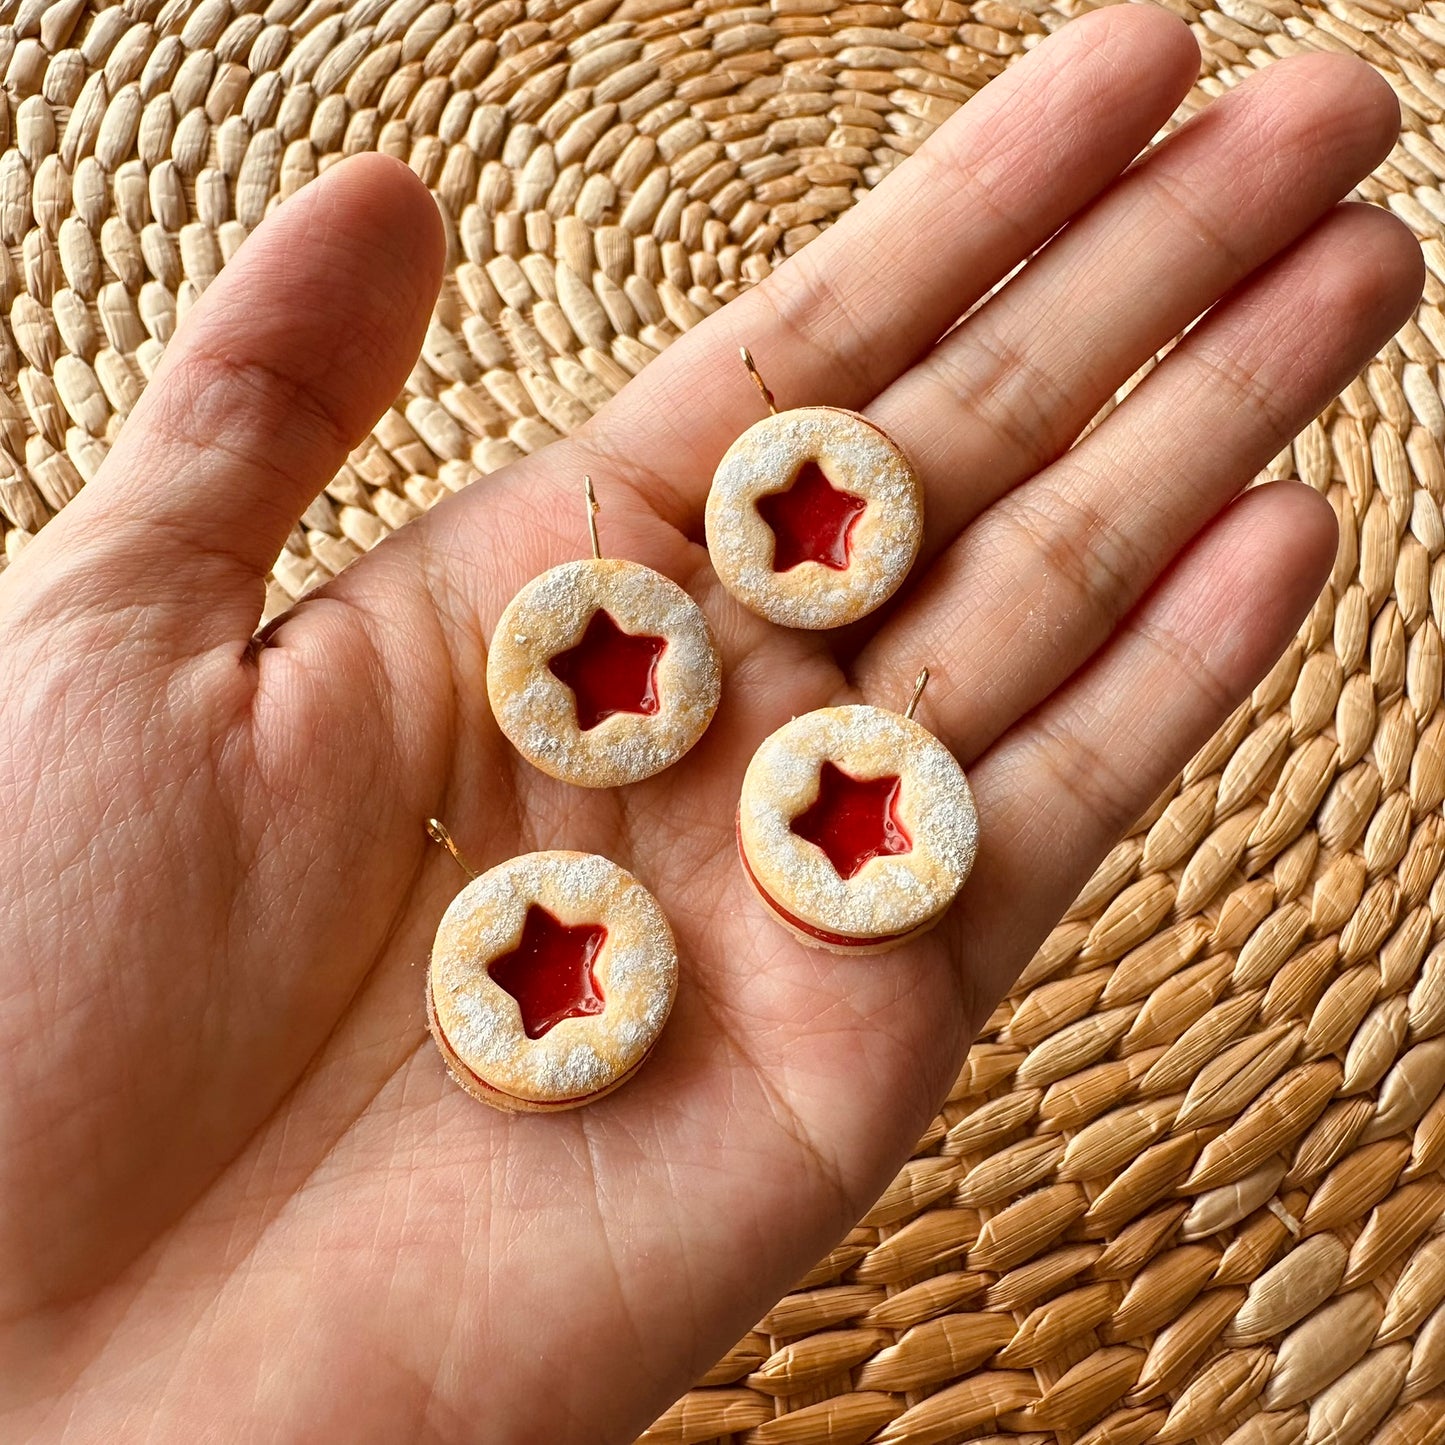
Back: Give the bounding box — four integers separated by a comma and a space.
578, 5, 1200, 530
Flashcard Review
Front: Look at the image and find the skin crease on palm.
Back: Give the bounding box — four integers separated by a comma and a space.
0, 4, 1426, 1440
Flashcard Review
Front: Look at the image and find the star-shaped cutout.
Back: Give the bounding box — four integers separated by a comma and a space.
548, 609, 668, 732
790, 761, 912, 880
756, 460, 868, 573
488, 905, 608, 1040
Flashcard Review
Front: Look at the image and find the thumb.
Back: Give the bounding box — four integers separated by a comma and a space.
9, 153, 445, 647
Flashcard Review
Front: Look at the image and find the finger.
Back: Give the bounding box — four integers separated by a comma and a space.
869, 50, 1401, 551
858, 202, 1423, 761
568, 5, 1199, 527
954, 478, 1338, 1020
24, 154, 445, 639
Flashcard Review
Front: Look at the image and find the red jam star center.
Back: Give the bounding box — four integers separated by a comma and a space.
488, 905, 608, 1040
757, 460, 868, 573
790, 761, 912, 880
547, 609, 668, 732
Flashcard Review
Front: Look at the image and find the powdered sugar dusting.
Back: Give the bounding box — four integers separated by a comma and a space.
429, 850, 678, 1104
487, 559, 721, 788
705, 408, 923, 629
739, 706, 978, 938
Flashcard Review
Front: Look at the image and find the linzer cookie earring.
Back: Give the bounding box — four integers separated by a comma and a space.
425, 821, 678, 1112
705, 348, 923, 630
738, 672, 978, 953
487, 479, 721, 788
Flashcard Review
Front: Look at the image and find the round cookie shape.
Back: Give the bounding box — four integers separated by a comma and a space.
738, 705, 977, 953
427, 851, 678, 1112
705, 407, 923, 629
487, 557, 721, 788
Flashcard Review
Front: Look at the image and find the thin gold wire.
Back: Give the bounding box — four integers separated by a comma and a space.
740, 345, 778, 415
426, 818, 478, 879
904, 668, 929, 722
585, 474, 601, 560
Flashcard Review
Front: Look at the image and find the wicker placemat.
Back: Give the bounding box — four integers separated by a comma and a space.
0, 0, 1441, 1442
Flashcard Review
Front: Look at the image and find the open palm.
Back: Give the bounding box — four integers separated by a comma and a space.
0, 9, 1423, 1441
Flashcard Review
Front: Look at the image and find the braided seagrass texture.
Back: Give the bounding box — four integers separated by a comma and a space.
0, 0, 1442, 1441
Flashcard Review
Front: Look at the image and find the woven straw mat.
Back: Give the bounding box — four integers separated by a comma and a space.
1, 0, 1444, 1441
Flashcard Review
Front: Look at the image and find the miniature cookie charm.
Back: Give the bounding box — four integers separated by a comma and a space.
705, 348, 923, 630
427, 844, 678, 1112
487, 480, 721, 788
738, 675, 977, 953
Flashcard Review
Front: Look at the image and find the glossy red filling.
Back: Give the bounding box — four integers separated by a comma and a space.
757, 461, 867, 573
736, 818, 917, 949
789, 761, 912, 880
548, 610, 668, 732
487, 905, 607, 1040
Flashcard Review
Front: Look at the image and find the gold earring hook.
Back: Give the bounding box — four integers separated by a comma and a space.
426, 818, 478, 879
584, 474, 601, 560
904, 668, 929, 722
740, 345, 777, 416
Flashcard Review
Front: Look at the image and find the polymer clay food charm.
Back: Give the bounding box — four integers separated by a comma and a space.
738, 672, 978, 953
705, 348, 923, 629
487, 478, 721, 788
425, 821, 678, 1112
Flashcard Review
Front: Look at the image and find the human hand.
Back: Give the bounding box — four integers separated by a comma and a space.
0, 8, 1422, 1441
